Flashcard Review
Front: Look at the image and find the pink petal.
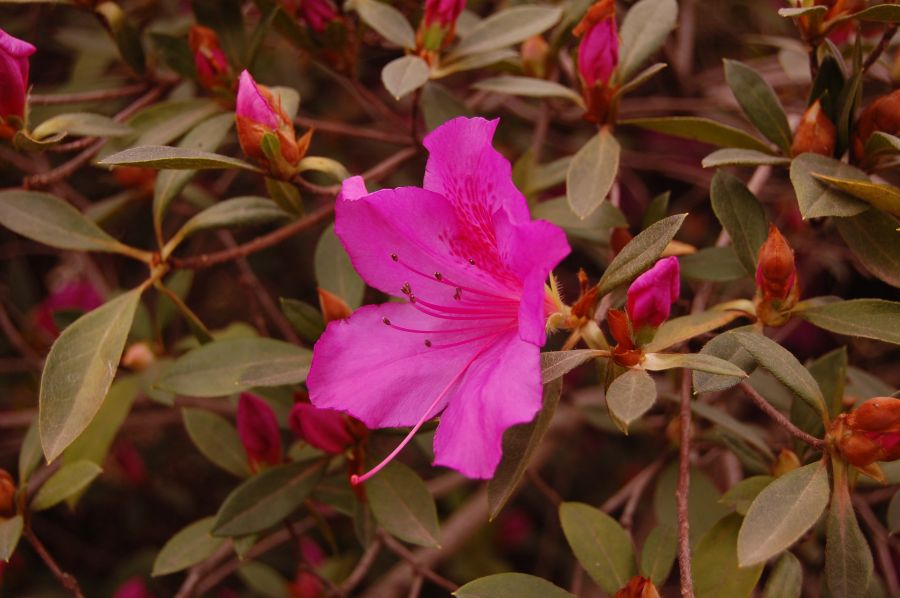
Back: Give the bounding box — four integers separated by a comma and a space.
432, 330, 542, 479
422, 117, 531, 224
578, 17, 618, 88
237, 392, 283, 467
236, 70, 279, 128
0, 28, 35, 118
307, 302, 483, 428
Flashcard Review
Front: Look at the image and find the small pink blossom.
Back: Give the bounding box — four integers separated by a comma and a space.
307, 117, 570, 480
237, 393, 283, 470
34, 281, 103, 337
0, 28, 36, 122
574, 0, 618, 89
626, 256, 680, 329
289, 402, 355, 454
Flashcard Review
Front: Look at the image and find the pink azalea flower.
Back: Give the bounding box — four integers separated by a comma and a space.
237, 392, 283, 470
626, 256, 680, 329
289, 402, 355, 455
307, 117, 570, 481
0, 28, 36, 121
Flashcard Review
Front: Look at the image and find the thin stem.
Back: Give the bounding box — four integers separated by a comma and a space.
739, 382, 826, 450
852, 495, 900, 596
676, 372, 695, 598
335, 538, 382, 595
29, 83, 149, 105
24, 526, 86, 598
296, 115, 413, 145
378, 532, 458, 592
862, 24, 898, 74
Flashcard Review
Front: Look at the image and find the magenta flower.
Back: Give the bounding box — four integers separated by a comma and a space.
237, 392, 283, 470
306, 117, 570, 481
34, 281, 103, 337
289, 402, 355, 455
626, 256, 680, 330
0, 28, 36, 123
574, 0, 618, 89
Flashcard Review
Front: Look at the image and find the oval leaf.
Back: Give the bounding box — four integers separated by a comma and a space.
723, 60, 792, 153
31, 460, 103, 511
597, 213, 687, 295
159, 337, 312, 397
454, 573, 574, 598
789, 153, 869, 219
618, 0, 678, 81
32, 112, 132, 140
825, 469, 873, 598
835, 208, 900, 288
472, 76, 584, 107
153, 517, 226, 576
794, 299, 900, 345
737, 460, 830, 566
213, 460, 325, 536
559, 501, 636, 593
620, 116, 772, 153
763, 552, 803, 598
182, 408, 252, 478
99, 146, 261, 171
645, 307, 747, 353
451, 5, 562, 57
566, 129, 620, 219
0, 515, 23, 562
702, 148, 790, 168
167, 196, 289, 251
353, 0, 416, 49
367, 461, 441, 547
812, 174, 900, 216
40, 289, 142, 462
640, 524, 676, 586
381, 55, 431, 100
314, 223, 365, 309
606, 368, 657, 432
694, 514, 764, 598
541, 350, 603, 383
710, 170, 769, 274
643, 352, 748, 378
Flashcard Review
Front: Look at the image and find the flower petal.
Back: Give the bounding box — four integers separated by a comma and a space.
307, 302, 489, 428
236, 70, 280, 128
432, 331, 542, 479
423, 116, 530, 224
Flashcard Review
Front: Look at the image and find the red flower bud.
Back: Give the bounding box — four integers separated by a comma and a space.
832, 397, 900, 468
613, 576, 661, 598
289, 401, 355, 455
791, 100, 836, 157
574, 0, 618, 123
283, 0, 340, 34
852, 89, 900, 164
755, 224, 798, 303
0, 28, 36, 138
0, 469, 15, 518
237, 393, 283, 470
317, 288, 352, 323
418, 0, 466, 51
626, 256, 680, 330
189, 26, 232, 92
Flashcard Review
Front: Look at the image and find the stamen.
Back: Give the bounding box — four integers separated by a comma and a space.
401, 282, 412, 296
424, 339, 432, 347
435, 272, 443, 281
468, 258, 475, 265
391, 253, 398, 262
392, 255, 512, 302
454, 287, 462, 300
382, 317, 391, 325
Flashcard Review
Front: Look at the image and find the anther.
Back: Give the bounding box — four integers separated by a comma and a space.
454, 287, 462, 301
424, 339, 432, 347
382, 317, 391, 325
468, 258, 475, 265
434, 272, 443, 281
401, 282, 412, 295
391, 253, 398, 262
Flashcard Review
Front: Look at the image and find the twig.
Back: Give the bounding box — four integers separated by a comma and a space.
174, 541, 234, 598
852, 495, 900, 597
24, 526, 86, 598
676, 372, 695, 598
527, 469, 562, 507
296, 115, 413, 145
862, 24, 898, 74
29, 83, 149, 105
378, 532, 458, 593
600, 457, 665, 515
0, 299, 42, 369
335, 537, 383, 595
407, 574, 424, 598
739, 382, 826, 450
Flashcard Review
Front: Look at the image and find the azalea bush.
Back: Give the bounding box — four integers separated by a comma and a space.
1, 0, 900, 596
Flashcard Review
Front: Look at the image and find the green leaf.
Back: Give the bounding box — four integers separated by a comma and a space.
95, 1, 146, 74
559, 502, 636, 593
18, 421, 42, 484
0, 516, 24, 562
839, 3, 900, 23
182, 408, 252, 478
237, 561, 289, 598
737, 461, 830, 566
763, 552, 802, 598
654, 464, 729, 545
213, 460, 324, 536
314, 223, 365, 309
450, 5, 562, 58
296, 156, 351, 183
532, 197, 626, 242
701, 148, 790, 168
352, 0, 416, 49
166, 197, 289, 254
640, 524, 676, 586
689, 401, 774, 459
643, 352, 748, 378
825, 466, 874, 598
864, 132, 900, 158
381, 55, 431, 100
152, 516, 226, 576
488, 378, 562, 520
420, 82, 472, 131
40, 289, 142, 462
102, 100, 221, 158
723, 59, 792, 153
613, 63, 668, 99
619, 117, 772, 153
31, 112, 132, 140
62, 376, 140, 470
645, 307, 748, 352
710, 171, 769, 274
0, 190, 145, 257
432, 49, 519, 78
778, 6, 828, 17
789, 153, 869, 218
279, 298, 325, 344
606, 368, 657, 432
732, 332, 827, 419
159, 337, 312, 397
597, 214, 687, 295
566, 129, 620, 219
679, 247, 746, 282
153, 113, 235, 237
794, 299, 900, 345
472, 76, 584, 108
454, 573, 575, 598
31, 460, 103, 511
693, 514, 764, 598
719, 476, 774, 516
541, 350, 603, 383
617, 0, 678, 82
812, 174, 900, 217
367, 461, 441, 547
835, 209, 900, 288
99, 146, 261, 171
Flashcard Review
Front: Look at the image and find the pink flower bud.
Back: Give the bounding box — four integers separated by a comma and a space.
0, 28, 36, 134
237, 393, 283, 470
574, 0, 618, 89
418, 0, 466, 51
34, 281, 104, 338
236, 70, 282, 129
112, 577, 154, 598
626, 256, 680, 329
189, 26, 231, 92
289, 402, 355, 455
284, 0, 340, 33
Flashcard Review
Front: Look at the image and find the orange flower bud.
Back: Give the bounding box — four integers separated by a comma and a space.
317, 288, 352, 323
189, 25, 232, 93
755, 225, 799, 326
852, 90, 900, 163
521, 35, 549, 79
0, 469, 15, 517
831, 397, 900, 468
791, 100, 836, 157
613, 576, 661, 598
772, 448, 801, 477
